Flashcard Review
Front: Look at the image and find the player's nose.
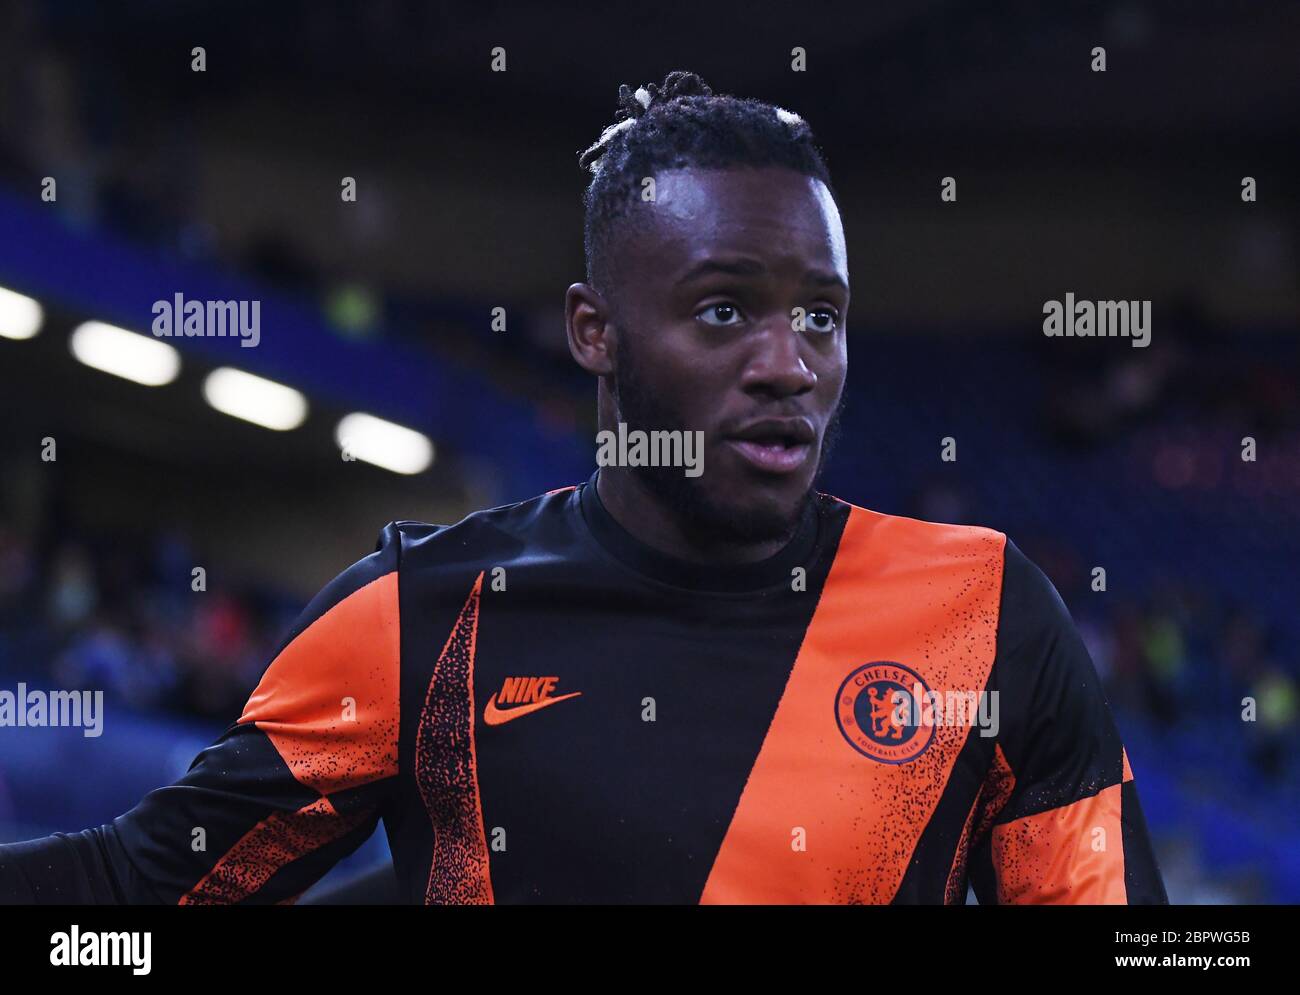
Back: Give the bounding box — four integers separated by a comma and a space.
740, 317, 818, 399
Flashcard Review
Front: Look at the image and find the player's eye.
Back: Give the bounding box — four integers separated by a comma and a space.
805, 308, 839, 334
696, 302, 744, 327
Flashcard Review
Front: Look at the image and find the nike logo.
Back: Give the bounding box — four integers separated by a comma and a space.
483, 676, 582, 727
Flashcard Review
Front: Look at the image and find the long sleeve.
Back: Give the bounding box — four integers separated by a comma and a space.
968, 539, 1168, 905
0, 524, 404, 905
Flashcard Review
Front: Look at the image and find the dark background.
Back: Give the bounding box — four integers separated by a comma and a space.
0, 0, 1297, 902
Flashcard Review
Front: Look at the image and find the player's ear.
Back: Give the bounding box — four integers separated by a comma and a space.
565, 282, 617, 376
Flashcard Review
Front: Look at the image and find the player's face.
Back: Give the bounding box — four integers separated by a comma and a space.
611, 166, 849, 541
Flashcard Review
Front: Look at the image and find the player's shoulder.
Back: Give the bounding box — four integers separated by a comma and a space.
817, 491, 1008, 569
277, 486, 580, 656
818, 493, 1067, 618
376, 483, 582, 564
820, 494, 1079, 664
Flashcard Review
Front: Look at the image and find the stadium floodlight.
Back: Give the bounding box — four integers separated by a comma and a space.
0, 286, 44, 340
202, 367, 308, 431
69, 321, 181, 386
335, 412, 435, 475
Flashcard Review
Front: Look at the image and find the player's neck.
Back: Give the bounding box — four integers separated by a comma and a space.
594, 466, 794, 566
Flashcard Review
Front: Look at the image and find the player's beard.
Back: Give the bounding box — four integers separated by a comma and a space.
611, 332, 844, 548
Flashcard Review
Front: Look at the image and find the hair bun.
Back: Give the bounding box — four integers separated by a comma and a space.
614, 71, 713, 122
657, 70, 713, 102
580, 71, 717, 173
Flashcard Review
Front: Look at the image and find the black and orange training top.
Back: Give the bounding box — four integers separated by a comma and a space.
0, 473, 1168, 904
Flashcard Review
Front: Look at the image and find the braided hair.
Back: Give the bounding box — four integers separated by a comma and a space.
578, 70, 837, 300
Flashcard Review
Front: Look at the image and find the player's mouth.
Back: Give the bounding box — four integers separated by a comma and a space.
725, 417, 816, 476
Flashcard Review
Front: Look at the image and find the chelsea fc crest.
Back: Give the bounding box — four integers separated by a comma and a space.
834, 661, 935, 764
